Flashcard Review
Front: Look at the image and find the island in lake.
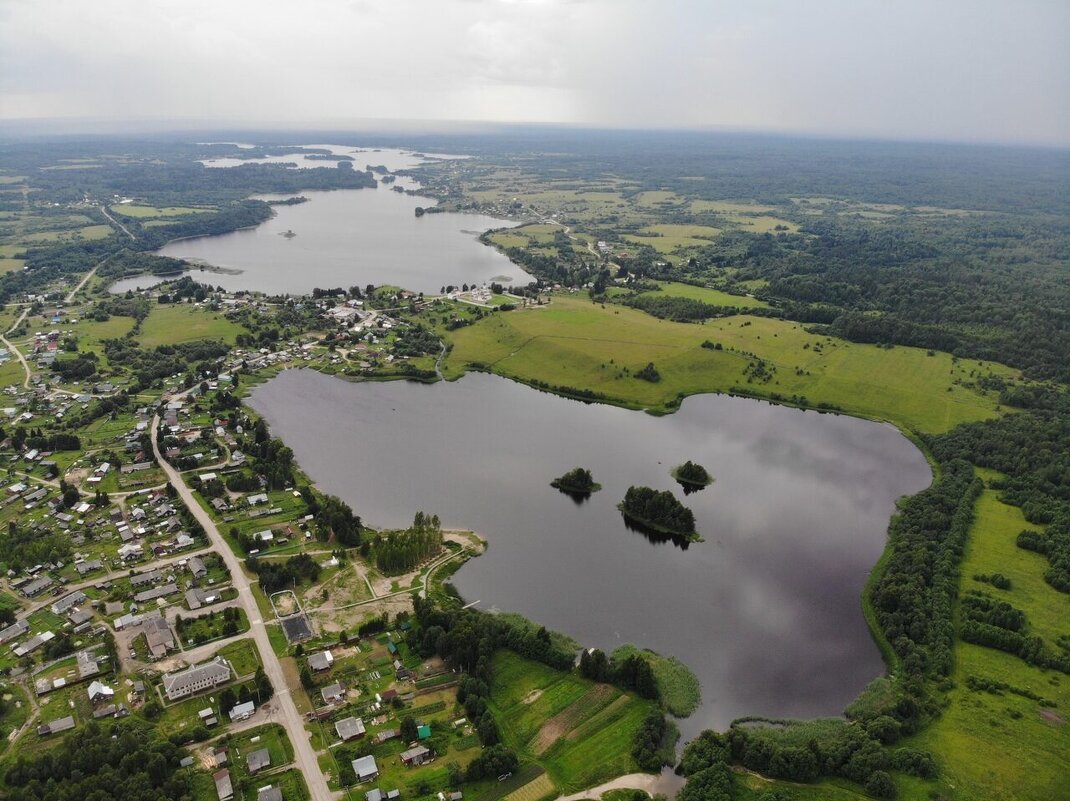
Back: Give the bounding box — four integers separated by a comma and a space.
673, 460, 714, 492
551, 467, 601, 496
619, 485, 698, 541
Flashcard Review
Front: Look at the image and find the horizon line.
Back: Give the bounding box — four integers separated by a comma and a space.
1, 116, 1068, 152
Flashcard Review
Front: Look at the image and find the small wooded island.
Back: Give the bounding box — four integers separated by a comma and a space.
672, 460, 714, 489
550, 467, 601, 495
619, 485, 699, 540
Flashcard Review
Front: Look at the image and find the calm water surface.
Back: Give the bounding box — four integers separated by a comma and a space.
248, 369, 931, 737
154, 146, 527, 294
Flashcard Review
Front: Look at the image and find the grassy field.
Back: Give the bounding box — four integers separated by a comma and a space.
216, 638, 261, 677
611, 645, 701, 717
136, 304, 244, 347
623, 224, 722, 255
444, 295, 1013, 433
65, 315, 137, 362
111, 204, 216, 218
896, 486, 1070, 801
487, 223, 562, 249
488, 651, 656, 793
632, 281, 769, 309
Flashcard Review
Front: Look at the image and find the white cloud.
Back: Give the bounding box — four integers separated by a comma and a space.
0, 0, 1066, 145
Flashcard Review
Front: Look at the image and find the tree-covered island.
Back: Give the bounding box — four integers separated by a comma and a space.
550, 466, 601, 495
673, 460, 714, 489
619, 485, 698, 540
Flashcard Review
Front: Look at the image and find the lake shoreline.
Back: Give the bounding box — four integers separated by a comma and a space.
248, 367, 932, 737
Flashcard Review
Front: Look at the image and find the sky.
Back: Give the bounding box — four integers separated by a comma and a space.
1, 0, 1068, 146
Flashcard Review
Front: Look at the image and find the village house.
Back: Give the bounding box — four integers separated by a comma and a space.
247, 747, 271, 774
335, 716, 366, 741
229, 700, 255, 722
87, 680, 114, 704
143, 616, 175, 659
321, 681, 345, 704
352, 755, 379, 783
400, 745, 432, 767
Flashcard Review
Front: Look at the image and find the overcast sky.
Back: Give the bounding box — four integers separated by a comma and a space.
1, 0, 1067, 146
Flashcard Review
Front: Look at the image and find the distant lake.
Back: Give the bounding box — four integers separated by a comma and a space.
152, 147, 527, 295
248, 369, 932, 737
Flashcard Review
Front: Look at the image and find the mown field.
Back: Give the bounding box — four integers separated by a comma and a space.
488, 650, 656, 793
444, 295, 1014, 433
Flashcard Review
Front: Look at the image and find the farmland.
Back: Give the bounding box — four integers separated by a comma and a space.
488, 651, 657, 793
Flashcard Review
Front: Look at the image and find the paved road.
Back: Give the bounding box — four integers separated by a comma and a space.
151, 407, 335, 801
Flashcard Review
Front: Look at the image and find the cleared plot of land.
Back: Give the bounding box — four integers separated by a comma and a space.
623, 224, 721, 254
111, 204, 216, 218
633, 190, 679, 207
487, 223, 563, 254
445, 294, 1013, 433
136, 304, 244, 347
690, 199, 780, 214
19, 224, 114, 244
635, 281, 768, 309
65, 315, 137, 361
898, 487, 1070, 801
489, 651, 654, 792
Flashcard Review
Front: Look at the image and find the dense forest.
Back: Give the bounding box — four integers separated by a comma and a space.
1, 721, 192, 801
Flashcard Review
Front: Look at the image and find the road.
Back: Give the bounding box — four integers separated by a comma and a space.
151, 407, 335, 801
100, 204, 136, 241
11, 545, 216, 621
555, 769, 685, 801
1, 307, 31, 388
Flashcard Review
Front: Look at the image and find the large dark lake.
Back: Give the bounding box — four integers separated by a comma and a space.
153, 147, 528, 295
248, 369, 931, 737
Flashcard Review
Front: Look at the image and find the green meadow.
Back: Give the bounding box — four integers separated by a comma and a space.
897, 487, 1070, 801
444, 294, 1014, 433
136, 304, 245, 347
111, 204, 216, 218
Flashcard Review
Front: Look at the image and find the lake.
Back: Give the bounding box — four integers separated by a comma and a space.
151, 146, 528, 295
247, 369, 932, 737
